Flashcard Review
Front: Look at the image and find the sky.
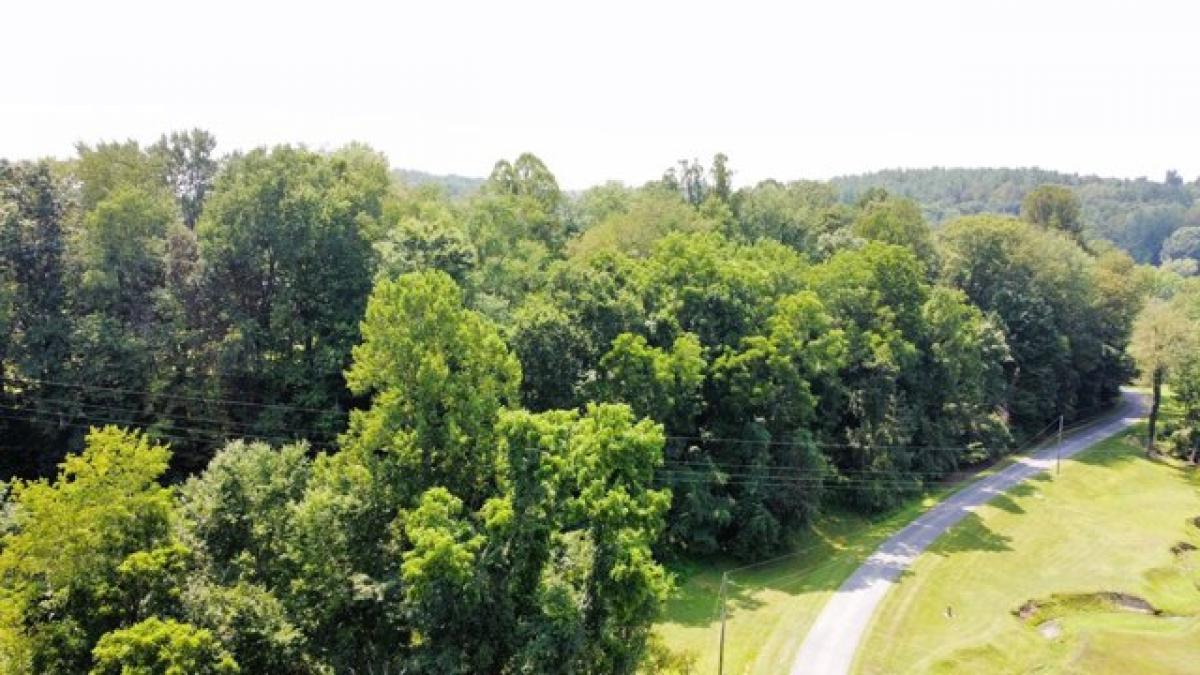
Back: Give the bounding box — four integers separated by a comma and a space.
3, 0, 1198, 189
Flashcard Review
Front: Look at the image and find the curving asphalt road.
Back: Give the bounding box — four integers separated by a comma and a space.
789, 391, 1147, 675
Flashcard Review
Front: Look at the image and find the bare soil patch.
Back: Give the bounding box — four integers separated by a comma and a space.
1013, 592, 1161, 626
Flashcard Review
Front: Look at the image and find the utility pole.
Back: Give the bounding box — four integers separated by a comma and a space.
718, 572, 728, 675
1056, 415, 1064, 476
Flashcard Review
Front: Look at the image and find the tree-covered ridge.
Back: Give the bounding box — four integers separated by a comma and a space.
0, 137, 1180, 673
831, 167, 1200, 264
391, 168, 485, 200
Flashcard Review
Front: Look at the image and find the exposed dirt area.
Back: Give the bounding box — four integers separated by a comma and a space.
1102, 592, 1159, 614
1015, 599, 1039, 621
1014, 592, 1161, 626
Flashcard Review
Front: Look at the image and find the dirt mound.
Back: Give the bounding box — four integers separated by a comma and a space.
1014, 592, 1161, 625
1015, 599, 1039, 621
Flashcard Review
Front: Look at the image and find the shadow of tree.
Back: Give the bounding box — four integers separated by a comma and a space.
929, 512, 1013, 555
661, 508, 918, 626
987, 492, 1025, 514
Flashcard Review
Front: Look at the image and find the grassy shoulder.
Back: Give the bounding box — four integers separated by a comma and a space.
651, 418, 1104, 674
653, 502, 926, 674
653, 472, 1023, 673
854, 426, 1200, 674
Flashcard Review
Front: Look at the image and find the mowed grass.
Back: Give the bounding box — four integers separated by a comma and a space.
855, 426, 1200, 674
652, 407, 1136, 673
655, 479, 998, 674
651, 428, 1099, 674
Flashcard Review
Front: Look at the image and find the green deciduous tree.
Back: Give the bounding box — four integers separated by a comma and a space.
1129, 299, 1197, 453
0, 428, 179, 673
343, 270, 521, 506
851, 196, 937, 271
150, 129, 218, 229
939, 215, 1131, 431
569, 189, 715, 259
0, 161, 73, 474
1021, 184, 1083, 238
90, 618, 238, 675
194, 145, 386, 465
593, 332, 706, 432
1160, 226, 1200, 263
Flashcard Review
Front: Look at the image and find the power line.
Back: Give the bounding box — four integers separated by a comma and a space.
657, 466, 938, 483
8, 392, 341, 443
0, 410, 221, 450
662, 460, 983, 478
0, 403, 324, 449
664, 435, 1002, 453
1, 374, 350, 416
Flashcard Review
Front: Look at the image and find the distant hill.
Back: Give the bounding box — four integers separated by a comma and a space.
391, 165, 1200, 264
392, 168, 484, 199
830, 168, 1200, 263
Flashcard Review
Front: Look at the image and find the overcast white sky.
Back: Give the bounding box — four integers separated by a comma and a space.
3, 0, 1197, 189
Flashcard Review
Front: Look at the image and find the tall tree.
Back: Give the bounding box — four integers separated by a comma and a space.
194, 145, 386, 466
711, 153, 733, 204
342, 270, 521, 506
150, 129, 218, 228
1129, 299, 1196, 453
0, 161, 73, 474
851, 196, 938, 271
0, 428, 180, 673
1020, 184, 1083, 239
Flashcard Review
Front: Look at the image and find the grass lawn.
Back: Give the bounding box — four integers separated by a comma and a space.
651, 406, 1143, 674
855, 426, 1200, 674
654, 468, 1028, 674
654, 501, 935, 674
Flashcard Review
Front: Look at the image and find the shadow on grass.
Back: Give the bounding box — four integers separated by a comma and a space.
661, 508, 913, 627
988, 492, 1025, 514
929, 512, 1013, 555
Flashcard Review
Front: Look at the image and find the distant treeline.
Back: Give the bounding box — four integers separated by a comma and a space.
400, 165, 1200, 267
831, 167, 1200, 265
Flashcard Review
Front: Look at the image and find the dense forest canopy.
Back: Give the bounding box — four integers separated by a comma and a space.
0, 134, 1192, 673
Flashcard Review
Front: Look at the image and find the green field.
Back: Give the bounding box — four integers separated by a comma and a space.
651, 423, 1106, 674
653, 482, 990, 674
855, 427, 1200, 674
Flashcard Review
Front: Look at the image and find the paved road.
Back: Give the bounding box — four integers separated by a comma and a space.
789, 391, 1146, 675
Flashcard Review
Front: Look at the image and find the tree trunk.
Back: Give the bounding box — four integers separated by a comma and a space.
1148, 367, 1163, 456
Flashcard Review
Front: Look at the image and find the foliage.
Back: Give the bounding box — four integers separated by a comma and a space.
0, 140, 1164, 671
1130, 298, 1199, 452
938, 215, 1135, 429
0, 428, 178, 673
852, 196, 937, 269
343, 270, 521, 505
191, 144, 386, 467
1160, 225, 1200, 263
832, 167, 1197, 262
570, 189, 717, 258
90, 618, 238, 675
1020, 184, 1082, 238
